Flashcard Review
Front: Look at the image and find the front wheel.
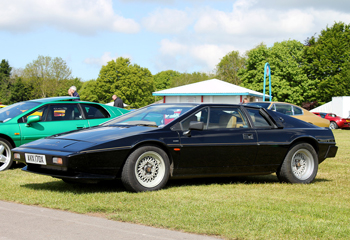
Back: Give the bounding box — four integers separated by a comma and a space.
121, 145, 170, 192
277, 143, 318, 184
329, 121, 338, 129
0, 138, 13, 171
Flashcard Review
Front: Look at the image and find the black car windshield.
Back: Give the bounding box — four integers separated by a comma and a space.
0, 101, 41, 122
103, 104, 197, 127
245, 102, 271, 108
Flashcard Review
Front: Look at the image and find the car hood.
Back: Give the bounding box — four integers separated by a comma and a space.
19, 125, 159, 152
53, 125, 157, 144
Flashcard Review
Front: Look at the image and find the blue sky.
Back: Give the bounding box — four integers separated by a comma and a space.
1, 0, 350, 81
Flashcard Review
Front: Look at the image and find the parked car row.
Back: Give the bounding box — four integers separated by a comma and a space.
0, 97, 129, 171
312, 112, 350, 129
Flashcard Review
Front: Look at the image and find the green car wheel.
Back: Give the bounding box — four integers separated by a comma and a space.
0, 138, 13, 171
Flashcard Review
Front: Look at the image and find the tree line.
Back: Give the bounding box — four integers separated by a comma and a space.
1, 21, 349, 109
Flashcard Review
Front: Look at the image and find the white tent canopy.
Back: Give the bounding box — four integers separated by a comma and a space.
153, 79, 270, 104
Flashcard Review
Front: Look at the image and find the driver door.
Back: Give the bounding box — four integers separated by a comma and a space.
177, 106, 258, 173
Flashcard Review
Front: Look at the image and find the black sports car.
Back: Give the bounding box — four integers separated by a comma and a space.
13, 103, 338, 192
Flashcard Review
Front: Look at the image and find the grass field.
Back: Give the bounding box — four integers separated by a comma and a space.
1, 130, 349, 239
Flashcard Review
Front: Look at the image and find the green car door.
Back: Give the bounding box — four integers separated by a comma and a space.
19, 103, 89, 145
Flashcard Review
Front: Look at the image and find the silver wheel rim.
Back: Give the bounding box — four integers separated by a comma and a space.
0, 141, 11, 171
135, 151, 165, 188
291, 149, 314, 180
330, 122, 336, 129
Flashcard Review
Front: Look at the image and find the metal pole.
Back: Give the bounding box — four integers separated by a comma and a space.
263, 63, 271, 101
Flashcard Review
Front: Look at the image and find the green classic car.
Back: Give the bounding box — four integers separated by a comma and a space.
0, 97, 129, 171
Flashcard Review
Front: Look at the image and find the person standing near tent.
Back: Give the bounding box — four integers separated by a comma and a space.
112, 95, 124, 108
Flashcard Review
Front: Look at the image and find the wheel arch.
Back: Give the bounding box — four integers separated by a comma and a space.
330, 121, 338, 127
289, 137, 319, 155
129, 140, 174, 176
0, 134, 16, 148
278, 137, 319, 172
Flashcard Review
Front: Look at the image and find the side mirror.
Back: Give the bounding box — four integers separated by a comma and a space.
26, 115, 40, 126
183, 121, 204, 136
189, 121, 204, 131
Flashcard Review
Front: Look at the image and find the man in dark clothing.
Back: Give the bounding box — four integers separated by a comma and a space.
112, 95, 124, 108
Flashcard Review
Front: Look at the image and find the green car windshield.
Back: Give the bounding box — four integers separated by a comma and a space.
0, 101, 41, 122
103, 104, 196, 127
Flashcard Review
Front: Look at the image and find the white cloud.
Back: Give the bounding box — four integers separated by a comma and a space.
155, 39, 235, 72
151, 0, 350, 74
193, 2, 316, 38
84, 52, 132, 67
159, 39, 188, 55
0, 0, 140, 34
142, 8, 193, 34
191, 44, 235, 69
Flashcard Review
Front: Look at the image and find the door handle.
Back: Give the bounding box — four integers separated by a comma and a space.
243, 133, 254, 140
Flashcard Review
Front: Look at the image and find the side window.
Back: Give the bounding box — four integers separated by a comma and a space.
23, 106, 48, 123
246, 108, 272, 128
275, 104, 293, 115
293, 106, 303, 115
208, 107, 249, 129
181, 108, 208, 131
46, 104, 82, 121
81, 104, 110, 119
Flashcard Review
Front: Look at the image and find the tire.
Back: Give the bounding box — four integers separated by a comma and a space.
329, 121, 338, 129
0, 138, 14, 171
277, 143, 318, 184
121, 145, 170, 192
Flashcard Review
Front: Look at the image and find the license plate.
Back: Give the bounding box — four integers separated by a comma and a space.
347, 120, 350, 122
25, 153, 47, 165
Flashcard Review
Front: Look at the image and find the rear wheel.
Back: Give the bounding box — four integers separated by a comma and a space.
0, 138, 13, 171
277, 143, 318, 184
329, 121, 338, 129
121, 145, 170, 192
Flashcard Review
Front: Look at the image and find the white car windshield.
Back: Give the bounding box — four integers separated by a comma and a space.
103, 104, 197, 127
0, 102, 41, 122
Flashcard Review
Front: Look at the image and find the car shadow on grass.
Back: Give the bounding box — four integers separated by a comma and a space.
166, 174, 279, 188
165, 174, 330, 189
20, 174, 330, 193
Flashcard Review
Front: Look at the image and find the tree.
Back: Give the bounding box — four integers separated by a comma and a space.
216, 50, 246, 85
303, 22, 350, 103
154, 70, 181, 91
8, 78, 34, 103
79, 79, 99, 102
96, 57, 155, 108
0, 59, 12, 80
0, 59, 13, 103
170, 72, 216, 88
22, 55, 72, 98
239, 41, 313, 106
